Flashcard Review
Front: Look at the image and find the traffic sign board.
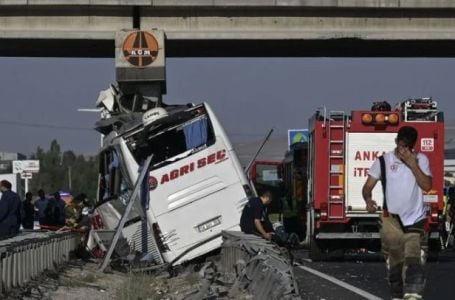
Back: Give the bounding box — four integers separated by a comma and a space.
288, 129, 308, 149
12, 160, 40, 174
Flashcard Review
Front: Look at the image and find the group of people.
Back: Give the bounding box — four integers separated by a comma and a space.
0, 184, 90, 239
29, 189, 66, 229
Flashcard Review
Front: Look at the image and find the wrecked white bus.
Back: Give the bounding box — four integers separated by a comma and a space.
91, 101, 253, 265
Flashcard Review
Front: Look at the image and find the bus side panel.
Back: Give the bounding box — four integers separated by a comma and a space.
147, 139, 249, 262
148, 139, 244, 216
155, 183, 247, 262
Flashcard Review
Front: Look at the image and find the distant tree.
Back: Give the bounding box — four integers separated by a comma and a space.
30, 140, 98, 201
30, 140, 63, 194
62, 150, 77, 166
66, 154, 99, 200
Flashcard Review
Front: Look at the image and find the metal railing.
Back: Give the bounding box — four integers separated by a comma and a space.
0, 231, 80, 294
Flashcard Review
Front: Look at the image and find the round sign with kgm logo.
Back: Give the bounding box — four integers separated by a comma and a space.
148, 176, 158, 191
122, 31, 159, 68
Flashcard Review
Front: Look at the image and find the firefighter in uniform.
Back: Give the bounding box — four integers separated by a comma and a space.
65, 194, 87, 229
362, 126, 432, 300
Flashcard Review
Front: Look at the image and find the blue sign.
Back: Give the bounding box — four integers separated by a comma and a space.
288, 129, 308, 148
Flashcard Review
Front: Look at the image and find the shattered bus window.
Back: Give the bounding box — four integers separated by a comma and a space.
97, 150, 141, 220
125, 106, 215, 169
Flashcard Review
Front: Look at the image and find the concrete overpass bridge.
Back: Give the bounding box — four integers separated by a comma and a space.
3, 0, 455, 57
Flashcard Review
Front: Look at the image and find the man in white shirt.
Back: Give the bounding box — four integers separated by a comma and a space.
362, 126, 432, 300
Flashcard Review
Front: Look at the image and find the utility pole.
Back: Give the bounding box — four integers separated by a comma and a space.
68, 166, 72, 191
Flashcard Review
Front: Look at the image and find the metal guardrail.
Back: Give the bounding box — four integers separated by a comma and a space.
0, 231, 80, 294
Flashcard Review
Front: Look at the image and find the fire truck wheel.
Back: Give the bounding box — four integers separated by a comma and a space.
309, 237, 327, 261
427, 238, 440, 261
328, 248, 345, 260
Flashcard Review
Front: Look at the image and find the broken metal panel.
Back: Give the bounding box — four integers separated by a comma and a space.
218, 236, 250, 276
95, 113, 141, 135
98, 154, 157, 272
221, 231, 301, 300
126, 220, 164, 264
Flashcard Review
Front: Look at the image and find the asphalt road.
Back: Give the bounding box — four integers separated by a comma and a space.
293, 249, 455, 300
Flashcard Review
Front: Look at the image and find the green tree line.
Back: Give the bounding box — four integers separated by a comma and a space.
29, 140, 99, 200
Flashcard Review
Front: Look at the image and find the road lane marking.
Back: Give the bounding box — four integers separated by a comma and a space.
295, 263, 383, 300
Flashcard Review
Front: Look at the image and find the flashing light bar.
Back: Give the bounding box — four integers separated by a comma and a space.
361, 112, 399, 126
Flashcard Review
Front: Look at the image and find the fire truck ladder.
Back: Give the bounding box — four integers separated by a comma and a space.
328, 111, 346, 220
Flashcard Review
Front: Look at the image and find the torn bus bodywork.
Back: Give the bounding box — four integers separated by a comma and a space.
91, 95, 251, 265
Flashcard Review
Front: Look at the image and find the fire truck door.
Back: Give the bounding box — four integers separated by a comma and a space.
345, 132, 396, 211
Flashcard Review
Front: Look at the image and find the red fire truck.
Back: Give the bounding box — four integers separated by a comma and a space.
280, 143, 308, 240
305, 99, 444, 259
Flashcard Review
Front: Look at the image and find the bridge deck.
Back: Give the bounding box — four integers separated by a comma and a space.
2, 1, 455, 57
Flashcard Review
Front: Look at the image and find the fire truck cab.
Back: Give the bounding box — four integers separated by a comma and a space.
306, 99, 444, 259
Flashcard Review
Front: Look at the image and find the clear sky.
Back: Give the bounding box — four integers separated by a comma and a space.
0, 57, 454, 156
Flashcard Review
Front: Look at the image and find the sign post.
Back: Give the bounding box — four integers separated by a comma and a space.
20, 172, 33, 194
12, 160, 40, 194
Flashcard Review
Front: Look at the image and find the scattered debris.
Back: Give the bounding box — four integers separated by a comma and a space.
3, 231, 301, 299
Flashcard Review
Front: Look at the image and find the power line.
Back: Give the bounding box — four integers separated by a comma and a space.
0, 120, 281, 136
227, 133, 266, 137
0, 120, 93, 131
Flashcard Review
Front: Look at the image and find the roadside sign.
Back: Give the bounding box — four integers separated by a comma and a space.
20, 172, 33, 179
288, 129, 308, 149
12, 160, 40, 174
